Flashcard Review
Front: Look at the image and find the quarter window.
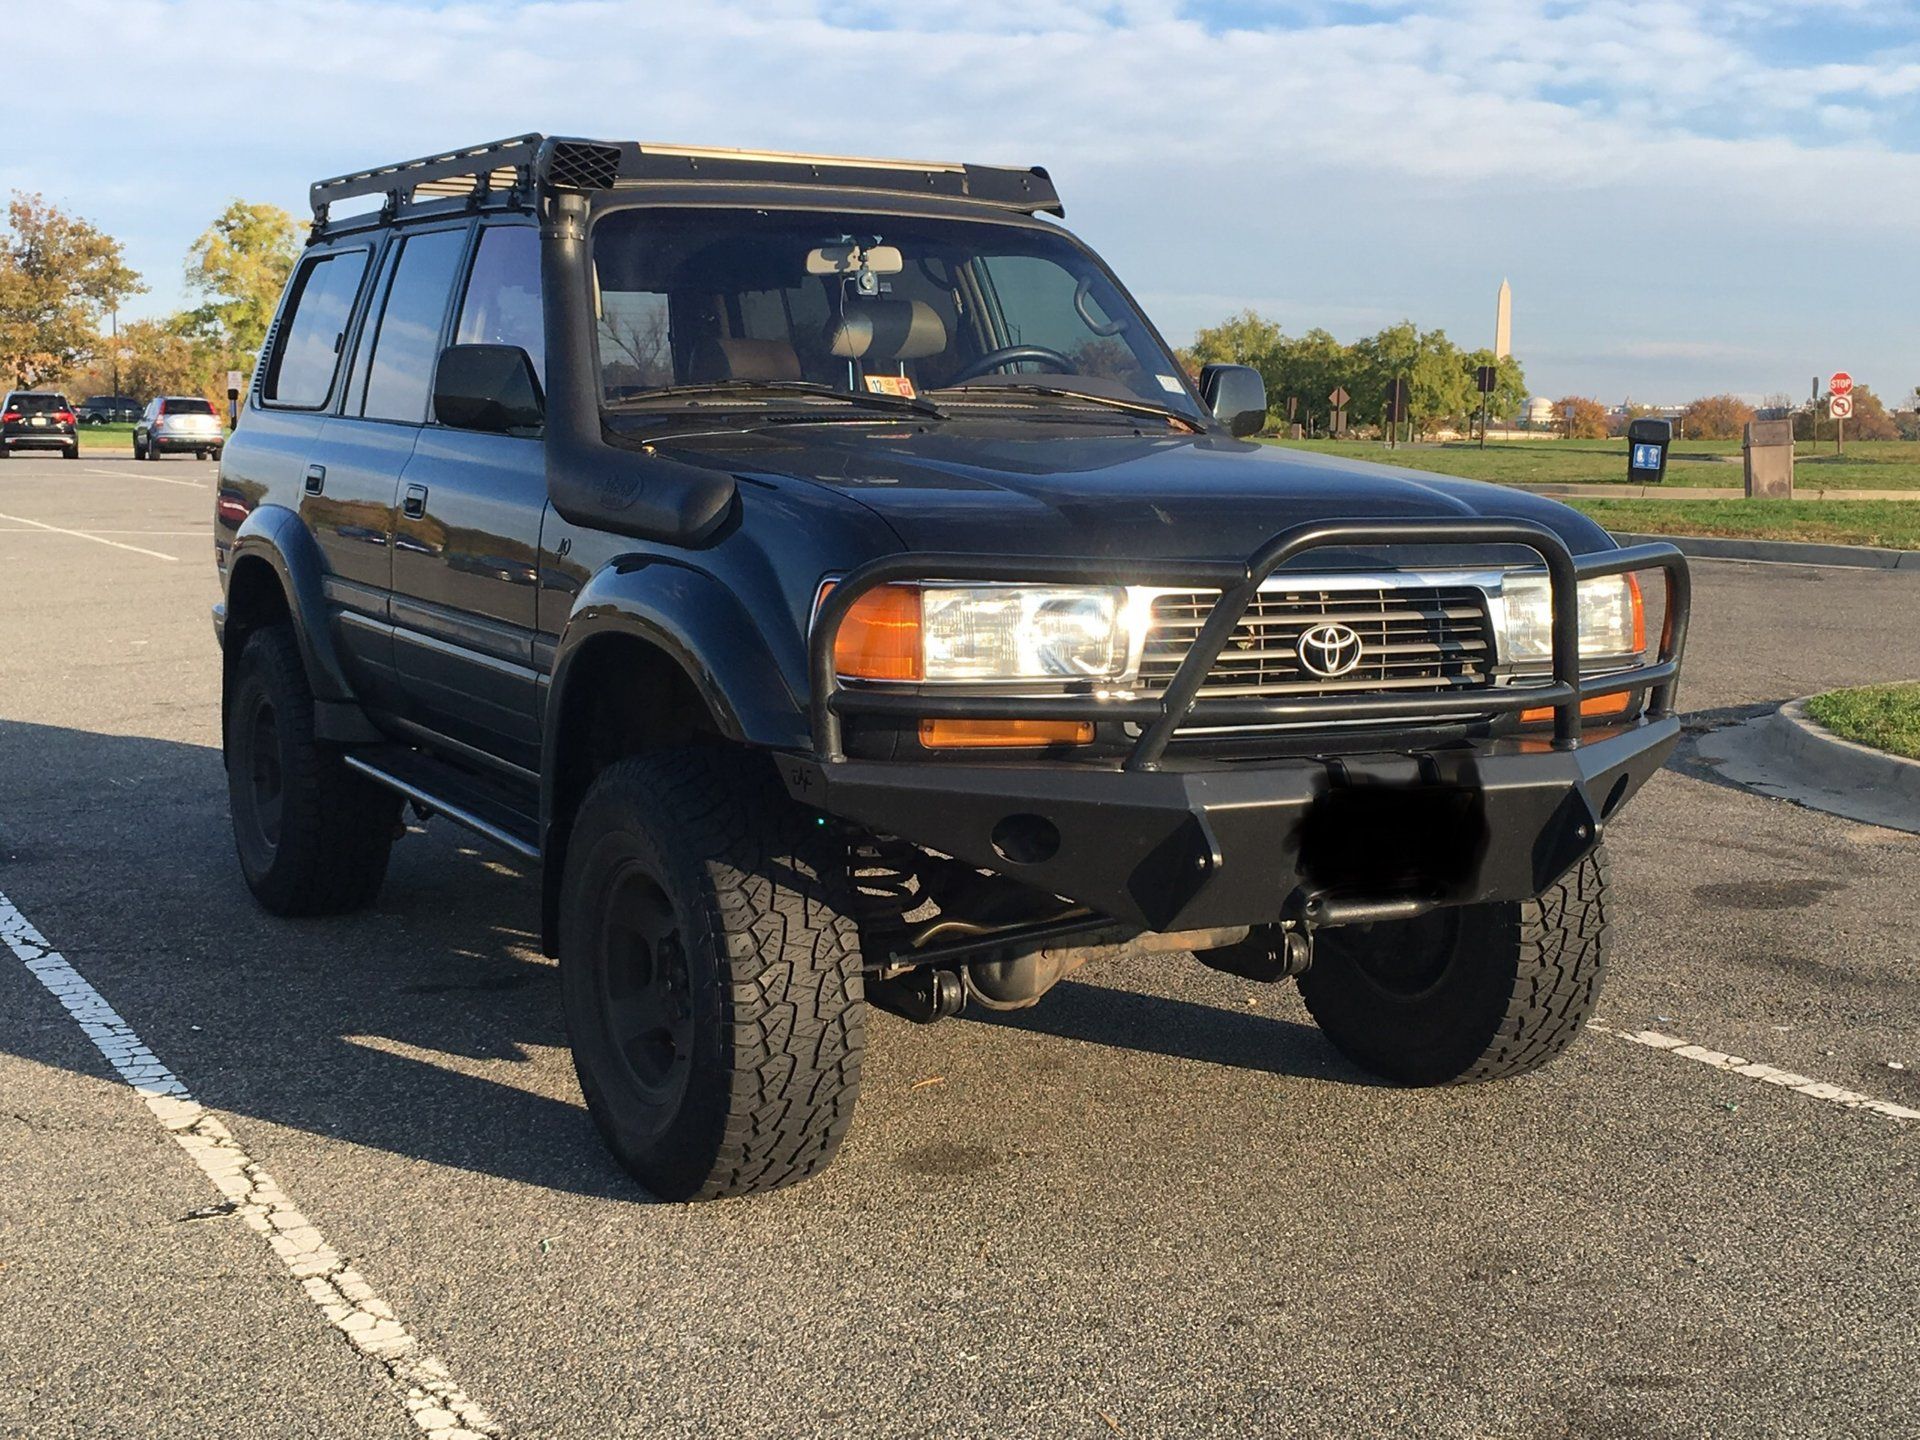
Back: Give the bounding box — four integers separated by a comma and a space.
360, 228, 468, 423
456, 227, 544, 383
262, 250, 368, 407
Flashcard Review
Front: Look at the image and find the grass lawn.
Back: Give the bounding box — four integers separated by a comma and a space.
1261, 436, 1920, 490
78, 422, 136, 452
1807, 683, 1920, 760
1567, 499, 1920, 551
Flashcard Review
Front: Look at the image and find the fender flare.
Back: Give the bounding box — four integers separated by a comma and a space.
226, 504, 357, 705
541, 557, 806, 802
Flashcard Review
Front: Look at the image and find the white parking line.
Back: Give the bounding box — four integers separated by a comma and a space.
1594, 1022, 1920, 1121
0, 891, 503, 1439
0, 510, 180, 561
84, 466, 206, 489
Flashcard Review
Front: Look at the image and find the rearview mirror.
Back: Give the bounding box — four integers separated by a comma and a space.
1199, 363, 1267, 437
433, 344, 543, 434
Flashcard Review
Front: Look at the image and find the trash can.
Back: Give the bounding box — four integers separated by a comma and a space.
1743, 418, 1794, 499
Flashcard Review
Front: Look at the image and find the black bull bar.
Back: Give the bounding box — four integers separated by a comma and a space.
784, 520, 1692, 932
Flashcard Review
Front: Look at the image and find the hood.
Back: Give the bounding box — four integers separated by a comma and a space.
641, 420, 1617, 568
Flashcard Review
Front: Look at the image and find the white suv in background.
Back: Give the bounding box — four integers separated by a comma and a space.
135, 396, 225, 461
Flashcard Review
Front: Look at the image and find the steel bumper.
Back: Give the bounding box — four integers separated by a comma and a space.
777, 715, 1680, 933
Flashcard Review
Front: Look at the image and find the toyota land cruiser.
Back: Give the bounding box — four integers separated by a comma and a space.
213, 136, 1690, 1200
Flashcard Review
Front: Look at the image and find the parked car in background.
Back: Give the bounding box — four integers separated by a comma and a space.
1, 391, 80, 460
77, 394, 142, 425
135, 396, 224, 461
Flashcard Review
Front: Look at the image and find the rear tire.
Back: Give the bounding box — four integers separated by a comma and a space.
64, 445, 79, 461
1297, 849, 1610, 1085
558, 749, 866, 1200
226, 625, 398, 916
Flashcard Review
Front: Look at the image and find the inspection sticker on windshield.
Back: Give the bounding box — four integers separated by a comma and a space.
865, 376, 918, 399
1156, 374, 1184, 394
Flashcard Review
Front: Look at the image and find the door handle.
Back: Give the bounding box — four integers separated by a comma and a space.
304, 464, 325, 495
403, 483, 428, 519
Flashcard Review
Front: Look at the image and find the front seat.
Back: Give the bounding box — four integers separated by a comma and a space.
688, 336, 803, 383
823, 299, 948, 368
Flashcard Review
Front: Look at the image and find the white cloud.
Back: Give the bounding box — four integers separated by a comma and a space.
9, 0, 1917, 398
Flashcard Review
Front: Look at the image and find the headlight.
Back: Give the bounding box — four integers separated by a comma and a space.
828, 583, 1127, 681
1500, 573, 1643, 662
921, 586, 1124, 679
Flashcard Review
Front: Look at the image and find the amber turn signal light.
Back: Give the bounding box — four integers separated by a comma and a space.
1521, 690, 1633, 725
919, 718, 1095, 749
827, 583, 922, 681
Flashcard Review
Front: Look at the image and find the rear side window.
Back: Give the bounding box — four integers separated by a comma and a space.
455, 226, 544, 383
263, 251, 368, 407
360, 228, 468, 423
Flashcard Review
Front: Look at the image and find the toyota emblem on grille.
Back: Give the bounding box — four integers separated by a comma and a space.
1296, 622, 1365, 678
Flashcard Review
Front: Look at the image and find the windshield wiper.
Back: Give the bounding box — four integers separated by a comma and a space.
931, 383, 1204, 433
605, 379, 944, 420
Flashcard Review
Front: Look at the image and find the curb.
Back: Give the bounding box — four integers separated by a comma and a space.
1694, 697, 1920, 835
1773, 699, 1920, 826
1518, 483, 1920, 502
1608, 532, 1920, 571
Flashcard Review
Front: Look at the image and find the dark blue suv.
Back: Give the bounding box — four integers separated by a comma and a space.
214, 135, 1691, 1199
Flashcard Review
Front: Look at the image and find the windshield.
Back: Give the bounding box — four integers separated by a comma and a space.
591, 208, 1203, 423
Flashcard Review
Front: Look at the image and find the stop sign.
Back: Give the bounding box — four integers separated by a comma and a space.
1830, 371, 1854, 397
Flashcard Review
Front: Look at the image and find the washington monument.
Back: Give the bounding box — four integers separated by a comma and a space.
1494, 278, 1512, 359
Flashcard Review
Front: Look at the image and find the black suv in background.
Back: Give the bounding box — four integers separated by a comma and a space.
214, 135, 1690, 1201
78, 394, 142, 424
1, 392, 80, 459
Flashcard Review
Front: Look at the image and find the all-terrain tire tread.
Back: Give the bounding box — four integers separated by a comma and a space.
1452, 848, 1610, 1082
569, 751, 865, 1199
230, 626, 395, 916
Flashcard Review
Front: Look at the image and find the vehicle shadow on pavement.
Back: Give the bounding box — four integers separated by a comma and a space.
0, 721, 647, 1203
969, 979, 1382, 1085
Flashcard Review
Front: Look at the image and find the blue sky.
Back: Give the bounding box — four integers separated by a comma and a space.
12, 0, 1918, 403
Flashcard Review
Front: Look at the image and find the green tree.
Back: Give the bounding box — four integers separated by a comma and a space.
0, 193, 144, 386
1460, 348, 1527, 428
184, 200, 299, 370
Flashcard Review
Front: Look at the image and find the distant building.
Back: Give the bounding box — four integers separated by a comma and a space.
1522, 396, 1554, 427
1494, 279, 1512, 360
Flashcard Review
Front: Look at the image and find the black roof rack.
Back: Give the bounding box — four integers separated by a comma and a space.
308, 134, 1063, 233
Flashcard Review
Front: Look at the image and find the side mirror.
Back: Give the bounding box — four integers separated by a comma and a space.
433, 344, 544, 434
1199, 363, 1268, 437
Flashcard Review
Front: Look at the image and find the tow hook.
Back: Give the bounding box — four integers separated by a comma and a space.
1195, 924, 1312, 983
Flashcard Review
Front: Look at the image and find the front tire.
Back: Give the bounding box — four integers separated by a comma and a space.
1297, 849, 1610, 1085
558, 749, 866, 1200
226, 625, 398, 916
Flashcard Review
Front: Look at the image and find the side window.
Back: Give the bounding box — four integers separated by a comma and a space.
455, 227, 544, 383
360, 228, 468, 424
262, 250, 369, 407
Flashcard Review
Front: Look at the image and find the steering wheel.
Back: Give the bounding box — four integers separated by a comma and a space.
945, 344, 1079, 385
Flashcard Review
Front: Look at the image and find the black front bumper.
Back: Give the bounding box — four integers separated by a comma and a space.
779, 716, 1679, 932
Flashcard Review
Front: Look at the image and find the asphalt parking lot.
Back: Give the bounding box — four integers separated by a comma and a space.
2, 452, 1917, 1440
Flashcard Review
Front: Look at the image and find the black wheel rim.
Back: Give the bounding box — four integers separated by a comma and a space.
598, 862, 694, 1109
238, 693, 284, 855
1344, 907, 1463, 1000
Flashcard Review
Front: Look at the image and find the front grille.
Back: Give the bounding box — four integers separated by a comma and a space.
1139, 585, 1494, 701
